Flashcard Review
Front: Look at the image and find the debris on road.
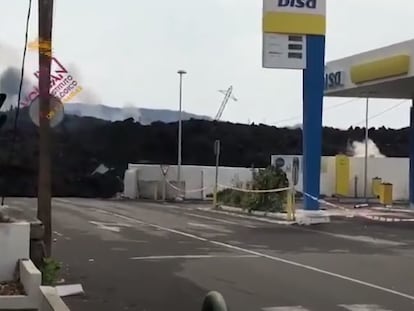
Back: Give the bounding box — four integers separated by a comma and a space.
56, 284, 84, 297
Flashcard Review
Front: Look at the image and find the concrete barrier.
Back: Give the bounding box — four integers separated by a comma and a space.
39, 287, 70, 311
0, 259, 41, 310
0, 222, 30, 281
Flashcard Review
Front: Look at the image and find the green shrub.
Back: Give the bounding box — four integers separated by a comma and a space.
40, 258, 61, 286
216, 166, 289, 212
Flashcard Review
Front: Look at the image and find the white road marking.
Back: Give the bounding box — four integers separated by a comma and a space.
53, 231, 64, 237
91, 208, 414, 302
91, 210, 208, 242
199, 208, 294, 225
185, 212, 257, 228
339, 304, 392, 310
89, 221, 132, 233
130, 255, 258, 260
262, 305, 393, 311
296, 227, 405, 247
262, 307, 309, 311
187, 222, 214, 229
150, 202, 259, 228
325, 234, 405, 247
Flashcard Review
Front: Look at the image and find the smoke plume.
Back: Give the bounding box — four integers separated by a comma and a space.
0, 67, 32, 110
65, 62, 102, 105
348, 139, 385, 158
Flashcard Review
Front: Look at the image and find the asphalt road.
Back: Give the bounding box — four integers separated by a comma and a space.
5, 198, 414, 311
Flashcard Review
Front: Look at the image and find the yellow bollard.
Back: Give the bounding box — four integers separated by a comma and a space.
213, 186, 218, 209
335, 154, 350, 196
372, 177, 382, 197
286, 188, 296, 221
379, 183, 393, 206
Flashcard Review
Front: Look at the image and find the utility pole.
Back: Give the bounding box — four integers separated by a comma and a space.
38, 0, 54, 257
177, 70, 187, 198
363, 97, 369, 203
213, 140, 220, 208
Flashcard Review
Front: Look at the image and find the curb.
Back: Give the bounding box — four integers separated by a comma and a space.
359, 214, 414, 223
218, 205, 289, 220
199, 205, 296, 225
214, 205, 414, 224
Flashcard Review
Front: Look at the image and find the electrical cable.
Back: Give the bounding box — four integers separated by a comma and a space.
352, 100, 408, 126
1, 0, 33, 205
272, 97, 362, 126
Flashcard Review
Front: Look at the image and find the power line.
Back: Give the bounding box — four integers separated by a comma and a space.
272, 97, 361, 126
1, 0, 32, 205
352, 100, 408, 126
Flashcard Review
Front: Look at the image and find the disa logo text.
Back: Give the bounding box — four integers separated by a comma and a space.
277, 0, 317, 9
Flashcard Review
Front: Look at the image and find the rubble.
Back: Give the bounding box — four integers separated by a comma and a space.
0, 281, 25, 296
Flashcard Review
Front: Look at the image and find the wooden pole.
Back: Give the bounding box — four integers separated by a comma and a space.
37, 0, 54, 257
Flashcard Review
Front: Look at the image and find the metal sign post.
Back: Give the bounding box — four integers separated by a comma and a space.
213, 140, 221, 208
292, 157, 299, 187
160, 164, 169, 201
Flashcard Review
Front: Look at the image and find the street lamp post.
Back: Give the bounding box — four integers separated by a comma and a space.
363, 96, 369, 202
177, 70, 187, 197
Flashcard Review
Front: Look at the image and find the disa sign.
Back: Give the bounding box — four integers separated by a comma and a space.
277, 0, 317, 8
324, 71, 345, 90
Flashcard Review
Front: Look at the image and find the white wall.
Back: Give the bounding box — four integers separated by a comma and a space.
280, 156, 408, 200
347, 157, 408, 200
125, 156, 410, 201
126, 164, 253, 200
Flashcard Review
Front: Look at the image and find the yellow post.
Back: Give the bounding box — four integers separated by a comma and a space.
286, 187, 296, 221
286, 189, 293, 221
292, 188, 296, 221
372, 177, 382, 197
335, 154, 350, 196
379, 183, 393, 206
213, 186, 218, 209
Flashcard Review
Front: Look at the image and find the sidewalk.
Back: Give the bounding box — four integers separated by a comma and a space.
208, 202, 414, 224
321, 202, 414, 223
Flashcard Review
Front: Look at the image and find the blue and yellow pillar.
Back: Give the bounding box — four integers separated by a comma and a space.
302, 35, 326, 210
262, 1, 326, 210
410, 102, 414, 209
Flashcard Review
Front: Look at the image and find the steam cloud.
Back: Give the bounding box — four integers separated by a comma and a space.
348, 139, 385, 158
65, 62, 102, 105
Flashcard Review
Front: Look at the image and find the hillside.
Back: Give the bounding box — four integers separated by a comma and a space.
0, 109, 409, 198
63, 103, 212, 124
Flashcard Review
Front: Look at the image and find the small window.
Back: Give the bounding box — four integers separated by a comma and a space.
288, 52, 302, 59
288, 35, 303, 42
288, 44, 303, 51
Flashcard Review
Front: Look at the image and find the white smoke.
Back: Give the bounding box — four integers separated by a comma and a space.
65, 63, 102, 105
349, 139, 386, 158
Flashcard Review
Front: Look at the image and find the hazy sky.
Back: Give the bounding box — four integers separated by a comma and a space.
1, 0, 414, 129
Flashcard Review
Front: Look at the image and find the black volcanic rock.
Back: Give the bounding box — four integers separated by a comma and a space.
0, 107, 408, 198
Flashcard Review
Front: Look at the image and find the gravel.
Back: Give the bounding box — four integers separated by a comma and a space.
0, 281, 26, 296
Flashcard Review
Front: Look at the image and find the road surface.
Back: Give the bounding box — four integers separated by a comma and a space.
5, 198, 414, 311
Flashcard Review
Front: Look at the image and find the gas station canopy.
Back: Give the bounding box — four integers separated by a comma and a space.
324, 39, 414, 99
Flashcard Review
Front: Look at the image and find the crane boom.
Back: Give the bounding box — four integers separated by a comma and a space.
215, 86, 237, 120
